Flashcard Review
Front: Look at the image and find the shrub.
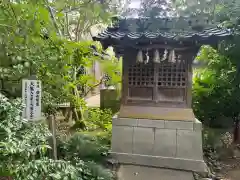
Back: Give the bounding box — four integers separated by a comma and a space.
193, 46, 240, 128
59, 133, 109, 163
0, 93, 51, 176
0, 93, 114, 180
71, 108, 113, 132
86, 108, 113, 131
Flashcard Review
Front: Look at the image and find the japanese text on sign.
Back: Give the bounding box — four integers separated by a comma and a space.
22, 79, 42, 121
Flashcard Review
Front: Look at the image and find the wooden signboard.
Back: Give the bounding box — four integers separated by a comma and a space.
22, 79, 42, 121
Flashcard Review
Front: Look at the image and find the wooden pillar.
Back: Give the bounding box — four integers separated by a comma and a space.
47, 115, 57, 160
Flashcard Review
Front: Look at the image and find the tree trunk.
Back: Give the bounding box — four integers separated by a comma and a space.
234, 118, 240, 144
65, 107, 72, 122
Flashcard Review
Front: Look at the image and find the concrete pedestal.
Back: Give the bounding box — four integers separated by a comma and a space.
111, 115, 208, 179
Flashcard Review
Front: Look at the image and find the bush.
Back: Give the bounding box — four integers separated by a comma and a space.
0, 93, 51, 177
72, 108, 113, 132
86, 108, 113, 131
58, 133, 109, 163
193, 45, 240, 128
0, 93, 114, 180
15, 158, 113, 180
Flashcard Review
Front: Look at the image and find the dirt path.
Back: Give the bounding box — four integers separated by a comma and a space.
225, 169, 240, 180
220, 158, 240, 180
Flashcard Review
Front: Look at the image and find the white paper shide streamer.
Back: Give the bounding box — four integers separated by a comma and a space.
161, 49, 168, 62
136, 50, 144, 63
168, 49, 176, 63
153, 49, 160, 63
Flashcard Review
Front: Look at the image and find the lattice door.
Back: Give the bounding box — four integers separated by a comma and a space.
128, 64, 154, 86
127, 59, 188, 104
158, 63, 186, 88
157, 60, 187, 103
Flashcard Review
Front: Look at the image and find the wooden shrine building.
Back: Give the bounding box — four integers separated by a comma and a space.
93, 17, 231, 180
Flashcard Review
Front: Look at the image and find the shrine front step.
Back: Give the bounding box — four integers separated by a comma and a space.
117, 164, 195, 180
111, 115, 208, 174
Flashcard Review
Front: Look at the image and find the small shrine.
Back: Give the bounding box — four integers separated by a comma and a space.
94, 17, 231, 180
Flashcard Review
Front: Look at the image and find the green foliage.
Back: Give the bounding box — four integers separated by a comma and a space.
0, 0, 120, 179
15, 158, 80, 180
59, 133, 109, 163
0, 93, 50, 176
71, 107, 113, 131
15, 157, 113, 180
0, 93, 114, 179
85, 108, 113, 131
0, 0, 121, 120
57, 131, 113, 180
193, 45, 240, 128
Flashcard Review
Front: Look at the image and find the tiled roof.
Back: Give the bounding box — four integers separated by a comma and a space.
94, 27, 231, 42
93, 18, 232, 43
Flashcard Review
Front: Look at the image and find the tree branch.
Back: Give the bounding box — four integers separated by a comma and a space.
65, 13, 73, 41
47, 5, 63, 37
60, 0, 93, 13
83, 76, 105, 97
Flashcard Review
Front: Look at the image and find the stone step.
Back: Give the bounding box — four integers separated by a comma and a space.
117, 165, 195, 180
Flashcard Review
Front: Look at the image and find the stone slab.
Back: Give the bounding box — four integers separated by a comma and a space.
133, 127, 154, 155
138, 119, 165, 128
194, 118, 203, 131
153, 129, 177, 157
165, 120, 194, 130
119, 105, 195, 121
110, 152, 208, 173
176, 130, 203, 160
117, 165, 194, 180
111, 126, 133, 153
112, 116, 138, 126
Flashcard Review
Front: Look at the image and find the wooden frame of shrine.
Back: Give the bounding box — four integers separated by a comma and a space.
94, 17, 231, 121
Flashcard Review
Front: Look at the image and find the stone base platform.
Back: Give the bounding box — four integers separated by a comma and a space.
111, 115, 208, 175
119, 105, 195, 121
117, 164, 195, 180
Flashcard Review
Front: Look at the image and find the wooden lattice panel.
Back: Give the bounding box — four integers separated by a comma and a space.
158, 63, 186, 87
128, 64, 154, 86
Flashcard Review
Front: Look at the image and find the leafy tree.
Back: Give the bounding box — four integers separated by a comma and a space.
0, 0, 122, 124
193, 45, 239, 128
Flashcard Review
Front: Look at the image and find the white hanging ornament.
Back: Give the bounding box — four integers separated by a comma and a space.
161, 49, 168, 61
168, 49, 176, 63
153, 49, 160, 63
144, 50, 149, 64
136, 50, 144, 63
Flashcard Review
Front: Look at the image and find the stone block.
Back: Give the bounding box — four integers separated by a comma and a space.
132, 127, 154, 155
111, 126, 133, 153
176, 129, 203, 160
137, 119, 164, 128
194, 119, 203, 131
112, 117, 137, 127
165, 120, 194, 130
110, 152, 208, 173
117, 165, 194, 180
153, 129, 177, 157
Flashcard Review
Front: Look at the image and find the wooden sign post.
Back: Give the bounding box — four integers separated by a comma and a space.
21, 79, 57, 159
